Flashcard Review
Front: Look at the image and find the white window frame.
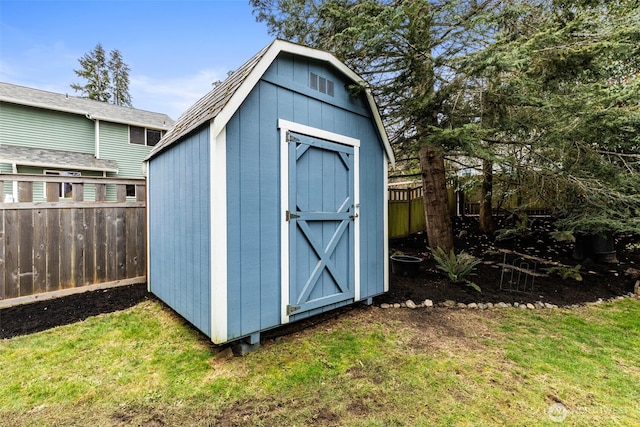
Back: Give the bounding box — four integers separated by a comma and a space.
129, 126, 164, 147
44, 170, 81, 199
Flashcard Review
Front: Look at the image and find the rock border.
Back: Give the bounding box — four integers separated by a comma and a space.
379, 291, 640, 311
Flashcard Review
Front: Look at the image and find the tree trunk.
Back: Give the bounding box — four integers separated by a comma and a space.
479, 158, 496, 234
419, 144, 453, 253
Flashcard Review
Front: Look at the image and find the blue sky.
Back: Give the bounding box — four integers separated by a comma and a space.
0, 0, 273, 119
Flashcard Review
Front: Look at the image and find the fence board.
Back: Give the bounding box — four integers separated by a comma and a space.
33, 208, 47, 294
5, 210, 19, 298
72, 208, 85, 287
106, 208, 117, 282
0, 174, 147, 303
84, 208, 95, 286
60, 208, 73, 288
18, 210, 34, 296
95, 208, 106, 283
46, 209, 60, 292
126, 207, 137, 278
136, 207, 146, 277
116, 207, 126, 280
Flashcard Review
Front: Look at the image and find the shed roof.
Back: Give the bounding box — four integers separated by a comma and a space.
0, 144, 119, 173
147, 39, 393, 164
0, 82, 174, 130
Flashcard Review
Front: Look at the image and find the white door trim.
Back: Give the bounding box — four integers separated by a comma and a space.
278, 119, 360, 324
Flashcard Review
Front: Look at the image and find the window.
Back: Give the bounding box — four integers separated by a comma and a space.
45, 170, 81, 198
126, 184, 136, 198
130, 126, 164, 146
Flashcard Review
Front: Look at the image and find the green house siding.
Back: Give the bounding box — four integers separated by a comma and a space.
99, 121, 152, 178
0, 102, 156, 202
0, 102, 94, 153
1, 102, 154, 180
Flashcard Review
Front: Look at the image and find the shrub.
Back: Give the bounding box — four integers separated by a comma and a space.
431, 247, 482, 292
547, 265, 583, 281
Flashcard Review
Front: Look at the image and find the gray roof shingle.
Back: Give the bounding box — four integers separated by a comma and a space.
0, 144, 119, 172
148, 41, 273, 157
0, 82, 174, 130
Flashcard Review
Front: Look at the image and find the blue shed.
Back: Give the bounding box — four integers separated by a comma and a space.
146, 40, 394, 345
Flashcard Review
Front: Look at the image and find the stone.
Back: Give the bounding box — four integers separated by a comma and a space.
498, 302, 510, 308
406, 300, 417, 309
232, 341, 261, 357
526, 303, 536, 310
478, 303, 488, 310
424, 299, 434, 307
518, 304, 527, 310
625, 268, 640, 280
214, 347, 234, 360
443, 300, 456, 308
457, 303, 468, 308
467, 303, 478, 309
380, 303, 391, 309
393, 303, 401, 308
535, 302, 546, 309
514, 302, 520, 307
635, 280, 640, 296
486, 302, 494, 309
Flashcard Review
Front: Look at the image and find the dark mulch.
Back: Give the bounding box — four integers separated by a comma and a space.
1, 216, 637, 340
378, 216, 638, 307
0, 284, 152, 339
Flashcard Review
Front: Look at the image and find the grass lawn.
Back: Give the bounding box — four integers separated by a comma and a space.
1, 297, 639, 426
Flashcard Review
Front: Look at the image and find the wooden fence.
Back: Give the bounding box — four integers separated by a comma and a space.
388, 184, 551, 239
388, 187, 427, 239
0, 174, 146, 307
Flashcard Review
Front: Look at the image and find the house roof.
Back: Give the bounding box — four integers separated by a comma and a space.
0, 144, 119, 173
0, 82, 174, 130
147, 39, 394, 164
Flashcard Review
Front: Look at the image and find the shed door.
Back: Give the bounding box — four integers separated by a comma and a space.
286, 131, 357, 316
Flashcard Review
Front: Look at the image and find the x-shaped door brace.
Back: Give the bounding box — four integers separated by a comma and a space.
293, 203, 352, 305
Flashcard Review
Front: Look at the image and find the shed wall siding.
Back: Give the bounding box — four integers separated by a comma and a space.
224, 55, 386, 340
148, 127, 211, 337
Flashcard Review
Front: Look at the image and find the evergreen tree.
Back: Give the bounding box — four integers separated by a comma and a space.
71, 43, 111, 102
71, 43, 133, 106
108, 49, 132, 107
466, 0, 640, 234
251, 0, 501, 252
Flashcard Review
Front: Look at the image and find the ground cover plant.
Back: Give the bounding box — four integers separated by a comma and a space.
1, 295, 639, 426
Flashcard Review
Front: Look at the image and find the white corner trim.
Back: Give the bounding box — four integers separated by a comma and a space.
383, 156, 390, 292
279, 123, 291, 324
146, 167, 151, 293
353, 145, 361, 302
210, 122, 228, 344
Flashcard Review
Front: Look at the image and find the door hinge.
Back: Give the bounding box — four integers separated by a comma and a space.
285, 210, 300, 221
286, 305, 301, 315
349, 213, 359, 220
286, 132, 300, 144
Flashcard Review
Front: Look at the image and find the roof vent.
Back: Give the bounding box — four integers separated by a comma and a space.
309, 72, 334, 97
